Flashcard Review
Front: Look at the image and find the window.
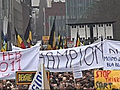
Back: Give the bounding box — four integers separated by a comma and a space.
106, 24, 108, 26
72, 26, 76, 28
99, 24, 103, 27
101, 24, 103, 27
107, 36, 112, 39
109, 24, 111, 26
79, 25, 82, 28
72, 38, 74, 41
82, 25, 84, 28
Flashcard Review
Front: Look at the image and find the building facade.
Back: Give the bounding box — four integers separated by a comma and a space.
65, 0, 94, 37
85, 0, 120, 40
45, 1, 66, 36
36, 0, 47, 40
0, 0, 31, 47
70, 23, 113, 42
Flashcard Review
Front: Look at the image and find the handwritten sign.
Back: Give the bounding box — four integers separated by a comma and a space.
0, 45, 39, 79
72, 63, 82, 79
104, 54, 120, 70
94, 70, 120, 90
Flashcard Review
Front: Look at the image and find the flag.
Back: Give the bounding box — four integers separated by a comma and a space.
24, 20, 32, 48
47, 16, 56, 50
64, 35, 67, 49
1, 31, 7, 52
15, 28, 26, 49
75, 32, 81, 47
6, 22, 11, 41
58, 31, 63, 49
64, 38, 67, 49
6, 22, 12, 51
29, 62, 50, 90
55, 41, 58, 50
1, 16, 8, 52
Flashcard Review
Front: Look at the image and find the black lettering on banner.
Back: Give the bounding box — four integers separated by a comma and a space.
109, 49, 119, 54
95, 43, 103, 64
83, 47, 94, 66
57, 50, 68, 68
79, 49, 82, 66
104, 56, 108, 61
69, 50, 78, 68
39, 53, 45, 64
96, 81, 113, 89
116, 49, 119, 54
46, 52, 55, 69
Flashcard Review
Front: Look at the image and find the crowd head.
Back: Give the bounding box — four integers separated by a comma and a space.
0, 69, 96, 90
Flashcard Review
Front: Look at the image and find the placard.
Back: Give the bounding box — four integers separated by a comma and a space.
16, 71, 36, 85
72, 63, 82, 79
16, 71, 50, 85
94, 70, 120, 90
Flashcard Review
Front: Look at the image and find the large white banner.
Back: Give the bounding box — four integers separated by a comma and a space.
40, 40, 120, 72
0, 45, 40, 79
40, 41, 104, 72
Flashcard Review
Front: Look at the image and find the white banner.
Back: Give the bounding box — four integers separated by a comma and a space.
104, 54, 120, 70
40, 41, 104, 72
0, 45, 40, 79
40, 40, 120, 72
103, 40, 120, 54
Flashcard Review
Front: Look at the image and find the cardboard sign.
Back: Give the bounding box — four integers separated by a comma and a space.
16, 71, 36, 85
16, 71, 50, 85
94, 70, 120, 90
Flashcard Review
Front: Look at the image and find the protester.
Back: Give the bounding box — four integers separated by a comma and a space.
0, 69, 95, 90
49, 70, 95, 90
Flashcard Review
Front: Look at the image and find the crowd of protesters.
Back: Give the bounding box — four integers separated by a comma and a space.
49, 69, 95, 90
0, 69, 95, 90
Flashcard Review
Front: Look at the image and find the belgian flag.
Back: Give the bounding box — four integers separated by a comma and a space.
64, 37, 67, 49
75, 31, 81, 47
47, 16, 56, 50
24, 20, 32, 48
15, 28, 26, 49
64, 33, 67, 49
1, 30, 7, 52
58, 31, 63, 49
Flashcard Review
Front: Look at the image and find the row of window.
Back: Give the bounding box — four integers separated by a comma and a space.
71, 24, 112, 28
72, 36, 112, 41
